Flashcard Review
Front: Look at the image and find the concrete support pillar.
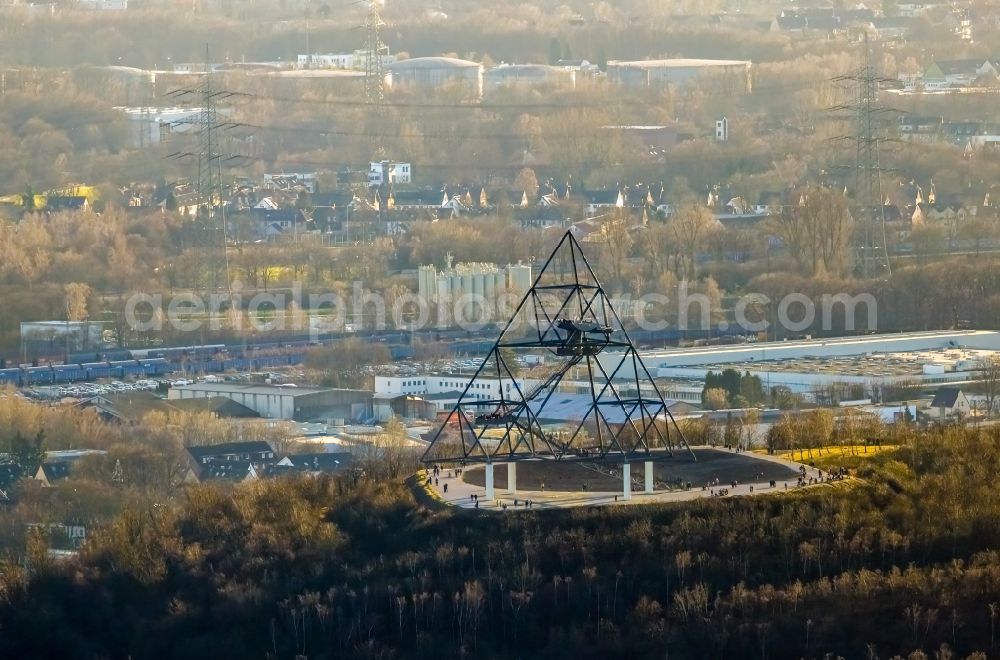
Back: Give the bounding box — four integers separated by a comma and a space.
644, 461, 654, 494
507, 462, 517, 495
485, 463, 495, 500
622, 462, 632, 501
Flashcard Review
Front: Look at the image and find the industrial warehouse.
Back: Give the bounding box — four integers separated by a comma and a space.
168, 383, 372, 422
621, 330, 1000, 397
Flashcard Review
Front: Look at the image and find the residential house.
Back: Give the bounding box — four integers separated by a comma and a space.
621, 183, 662, 209
439, 193, 473, 218
567, 218, 609, 242
308, 190, 359, 235
898, 115, 944, 142
156, 181, 199, 216
254, 196, 281, 210
262, 172, 318, 194
927, 387, 972, 419
34, 461, 73, 486
392, 189, 448, 211
184, 441, 277, 483
772, 10, 844, 35
942, 121, 1000, 151
911, 198, 976, 236
251, 208, 312, 240
369, 160, 412, 186
508, 190, 531, 208
272, 452, 354, 477
867, 16, 914, 42
923, 59, 997, 87
584, 189, 625, 215
517, 207, 570, 230
190, 462, 259, 483
770, 7, 874, 34
26, 522, 87, 548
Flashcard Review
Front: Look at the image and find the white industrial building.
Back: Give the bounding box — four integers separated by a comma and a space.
387, 57, 484, 98
635, 331, 1000, 369
606, 58, 752, 92
116, 106, 205, 148
76, 0, 128, 9
596, 331, 1000, 396
296, 50, 396, 70
376, 374, 527, 403
169, 384, 371, 422
375, 372, 698, 408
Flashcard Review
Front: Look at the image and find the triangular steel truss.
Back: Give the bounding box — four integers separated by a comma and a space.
422, 230, 693, 464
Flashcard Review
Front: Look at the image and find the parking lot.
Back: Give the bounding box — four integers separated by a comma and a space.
25, 379, 165, 400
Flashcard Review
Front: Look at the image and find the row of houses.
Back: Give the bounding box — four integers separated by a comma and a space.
111, 165, 1000, 248
772, 9, 917, 42
898, 114, 1000, 150
161, 184, 999, 246
22, 441, 356, 489
183, 441, 354, 483
772, 5, 971, 42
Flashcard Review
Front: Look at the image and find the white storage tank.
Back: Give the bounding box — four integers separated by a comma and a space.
506, 262, 533, 293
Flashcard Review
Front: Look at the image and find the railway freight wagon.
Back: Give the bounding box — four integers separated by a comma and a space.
0, 358, 175, 388
83, 362, 113, 379
23, 366, 55, 385
54, 364, 86, 382
0, 368, 21, 386
138, 359, 172, 376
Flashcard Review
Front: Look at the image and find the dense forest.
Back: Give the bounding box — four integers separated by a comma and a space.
2, 426, 1000, 658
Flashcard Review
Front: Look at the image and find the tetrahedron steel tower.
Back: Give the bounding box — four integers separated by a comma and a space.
422, 231, 693, 464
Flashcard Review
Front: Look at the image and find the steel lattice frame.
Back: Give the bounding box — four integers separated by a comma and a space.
422, 231, 694, 464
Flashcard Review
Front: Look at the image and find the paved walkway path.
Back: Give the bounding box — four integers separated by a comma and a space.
421, 447, 833, 511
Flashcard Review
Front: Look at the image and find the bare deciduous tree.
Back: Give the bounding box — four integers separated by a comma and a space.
768, 186, 852, 277
668, 204, 718, 280
64, 282, 91, 322
977, 355, 1000, 417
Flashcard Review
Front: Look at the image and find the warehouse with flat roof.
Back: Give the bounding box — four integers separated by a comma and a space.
607, 58, 752, 92
593, 331, 1000, 397
387, 57, 483, 97
637, 331, 1000, 368
168, 383, 371, 422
